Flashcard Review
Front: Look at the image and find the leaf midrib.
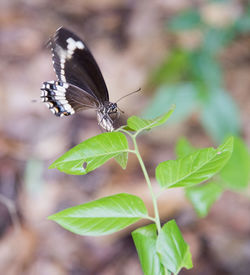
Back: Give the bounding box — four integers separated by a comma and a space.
55, 149, 129, 165
160, 148, 227, 187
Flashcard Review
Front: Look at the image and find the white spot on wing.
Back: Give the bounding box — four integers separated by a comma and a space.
54, 91, 65, 97
41, 90, 47, 96
46, 102, 53, 108
54, 95, 66, 100
61, 74, 66, 82
56, 85, 66, 92
66, 37, 84, 52
58, 99, 68, 105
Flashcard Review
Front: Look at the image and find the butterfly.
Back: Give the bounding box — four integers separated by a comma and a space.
40, 27, 119, 132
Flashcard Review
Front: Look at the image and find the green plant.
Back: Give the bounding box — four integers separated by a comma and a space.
48, 107, 234, 275
144, 4, 250, 143
176, 136, 250, 217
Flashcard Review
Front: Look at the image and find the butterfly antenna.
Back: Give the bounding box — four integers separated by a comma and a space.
115, 88, 141, 104
118, 106, 125, 114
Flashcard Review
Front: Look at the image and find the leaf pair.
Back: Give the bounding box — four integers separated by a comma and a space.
49, 194, 193, 274
49, 138, 234, 232
181, 136, 249, 217
156, 137, 234, 189
132, 221, 192, 275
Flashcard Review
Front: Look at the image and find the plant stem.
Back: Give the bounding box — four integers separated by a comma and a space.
132, 135, 161, 234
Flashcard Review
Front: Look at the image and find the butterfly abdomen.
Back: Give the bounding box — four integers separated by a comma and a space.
97, 109, 114, 132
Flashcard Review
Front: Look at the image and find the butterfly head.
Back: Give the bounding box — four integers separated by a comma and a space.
107, 102, 118, 115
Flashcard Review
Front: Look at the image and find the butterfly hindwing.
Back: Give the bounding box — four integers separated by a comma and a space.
50, 27, 109, 103
41, 81, 99, 117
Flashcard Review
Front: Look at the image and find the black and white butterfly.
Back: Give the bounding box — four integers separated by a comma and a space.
41, 27, 119, 132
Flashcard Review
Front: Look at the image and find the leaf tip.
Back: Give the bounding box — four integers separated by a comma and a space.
47, 214, 55, 220
170, 103, 176, 110
220, 136, 234, 153
48, 163, 56, 169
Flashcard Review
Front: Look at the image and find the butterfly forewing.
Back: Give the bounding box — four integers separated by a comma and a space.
50, 27, 109, 103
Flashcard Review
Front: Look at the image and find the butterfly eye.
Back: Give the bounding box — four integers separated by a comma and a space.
111, 103, 117, 111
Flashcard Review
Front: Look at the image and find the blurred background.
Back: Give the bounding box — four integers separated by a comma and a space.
0, 0, 250, 274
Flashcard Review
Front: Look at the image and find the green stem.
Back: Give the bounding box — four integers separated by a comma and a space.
132, 135, 161, 234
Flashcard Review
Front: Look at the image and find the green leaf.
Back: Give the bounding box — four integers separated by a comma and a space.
48, 193, 148, 236
49, 132, 128, 175
234, 7, 250, 33
156, 220, 193, 274
143, 83, 197, 123
189, 51, 222, 89
127, 106, 175, 133
156, 137, 234, 189
114, 152, 128, 169
168, 9, 202, 31
220, 137, 250, 190
149, 49, 190, 86
202, 27, 235, 55
132, 224, 164, 275
201, 88, 240, 143
175, 137, 197, 158
186, 182, 223, 217
114, 127, 130, 163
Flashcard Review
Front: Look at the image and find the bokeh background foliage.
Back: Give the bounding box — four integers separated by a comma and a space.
0, 0, 250, 275
145, 5, 250, 143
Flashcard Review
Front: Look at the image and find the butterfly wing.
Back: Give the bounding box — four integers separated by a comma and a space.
41, 81, 99, 117
49, 27, 109, 103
